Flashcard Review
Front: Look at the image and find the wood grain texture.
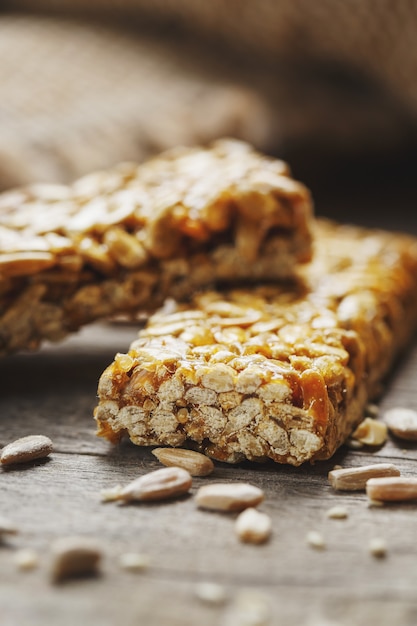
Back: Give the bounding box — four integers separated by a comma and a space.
1, 317, 417, 626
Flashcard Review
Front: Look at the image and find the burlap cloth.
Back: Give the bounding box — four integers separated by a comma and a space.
1, 2, 416, 189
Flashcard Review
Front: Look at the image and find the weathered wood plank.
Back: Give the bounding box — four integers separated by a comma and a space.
1, 306, 417, 626
2, 576, 417, 626
2, 450, 417, 625
0, 323, 139, 453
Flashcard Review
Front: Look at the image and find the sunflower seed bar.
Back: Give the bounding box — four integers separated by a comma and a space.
95, 220, 417, 465
0, 140, 312, 356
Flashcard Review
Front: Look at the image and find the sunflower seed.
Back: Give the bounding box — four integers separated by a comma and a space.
1, 435, 53, 466
195, 483, 264, 512
152, 447, 214, 476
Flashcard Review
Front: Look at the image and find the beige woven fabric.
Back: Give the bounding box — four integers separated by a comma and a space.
6, 0, 417, 116
0, 15, 273, 189
1, 3, 415, 190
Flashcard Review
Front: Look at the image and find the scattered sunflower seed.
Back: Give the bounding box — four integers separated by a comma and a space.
104, 467, 192, 503
366, 476, 417, 502
0, 435, 53, 466
152, 447, 214, 476
328, 463, 400, 491
384, 407, 417, 441
195, 483, 264, 512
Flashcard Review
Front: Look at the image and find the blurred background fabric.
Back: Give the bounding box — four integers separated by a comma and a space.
1, 1, 416, 221
0, 15, 274, 188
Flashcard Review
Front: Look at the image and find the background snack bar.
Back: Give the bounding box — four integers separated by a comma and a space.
0, 140, 312, 356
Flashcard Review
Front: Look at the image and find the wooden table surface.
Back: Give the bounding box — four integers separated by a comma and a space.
1, 175, 417, 626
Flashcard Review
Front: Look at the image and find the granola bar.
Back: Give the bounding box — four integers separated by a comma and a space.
0, 140, 312, 356
95, 220, 417, 465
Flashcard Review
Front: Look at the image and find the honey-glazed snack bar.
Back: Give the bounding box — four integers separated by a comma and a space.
0, 140, 312, 356
95, 220, 417, 465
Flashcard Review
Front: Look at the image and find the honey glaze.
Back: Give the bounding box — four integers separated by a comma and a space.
300, 369, 329, 432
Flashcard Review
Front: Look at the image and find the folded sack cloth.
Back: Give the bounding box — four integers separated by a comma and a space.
3, 1, 416, 160
0, 15, 274, 190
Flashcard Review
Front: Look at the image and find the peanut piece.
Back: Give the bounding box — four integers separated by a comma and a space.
235, 507, 272, 544
195, 482, 264, 511
351, 417, 387, 446
366, 477, 417, 502
51, 537, 102, 582
328, 463, 400, 491
384, 407, 417, 441
1, 435, 53, 466
152, 447, 214, 476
